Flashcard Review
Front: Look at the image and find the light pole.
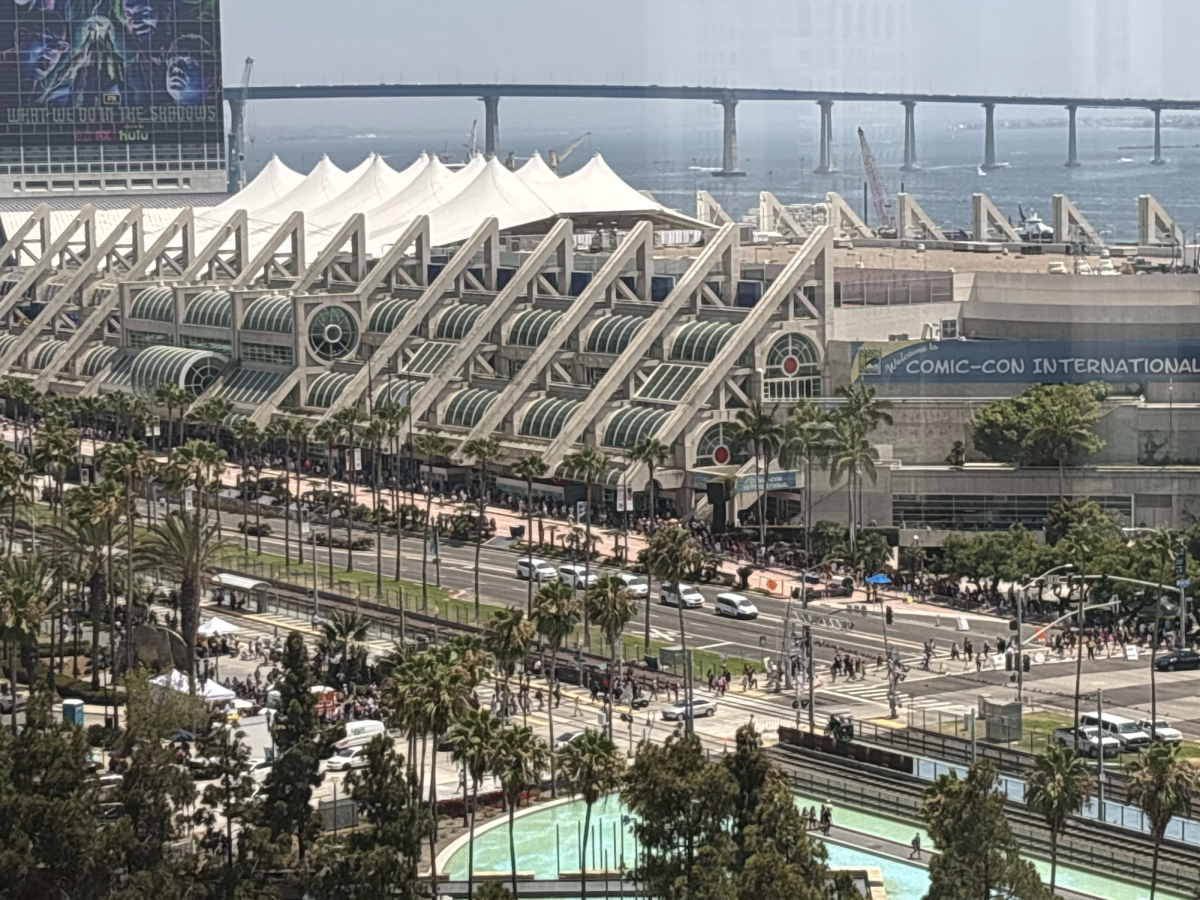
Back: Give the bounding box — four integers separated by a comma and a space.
1017, 564, 1075, 704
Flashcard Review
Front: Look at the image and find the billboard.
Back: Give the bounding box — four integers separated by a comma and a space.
0, 0, 222, 148
850, 339, 1200, 385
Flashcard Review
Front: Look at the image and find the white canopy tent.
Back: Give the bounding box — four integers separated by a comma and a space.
304, 153, 429, 249
197, 616, 239, 636
424, 157, 557, 248
150, 669, 237, 704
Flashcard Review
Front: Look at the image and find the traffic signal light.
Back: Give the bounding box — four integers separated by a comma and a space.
791, 586, 801, 600
1005, 653, 1013, 671
1022, 654, 1031, 673
885, 606, 893, 625
1008, 618, 1018, 632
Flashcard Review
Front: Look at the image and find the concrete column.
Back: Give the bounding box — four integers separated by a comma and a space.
814, 100, 837, 174
901, 100, 919, 172
227, 97, 245, 193
982, 103, 997, 169
1065, 105, 1080, 168
713, 94, 745, 177
482, 95, 500, 158
1152, 107, 1165, 165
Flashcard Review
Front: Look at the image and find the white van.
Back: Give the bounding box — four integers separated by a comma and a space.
327, 719, 388, 757
1079, 713, 1151, 751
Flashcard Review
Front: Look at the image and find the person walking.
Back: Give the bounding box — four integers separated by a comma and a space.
910, 833, 922, 860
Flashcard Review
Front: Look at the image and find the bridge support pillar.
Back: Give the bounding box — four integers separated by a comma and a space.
900, 100, 919, 172
482, 95, 500, 158
1066, 105, 1080, 168
227, 97, 246, 193
981, 103, 999, 170
814, 100, 837, 174
1152, 107, 1165, 165
713, 94, 745, 177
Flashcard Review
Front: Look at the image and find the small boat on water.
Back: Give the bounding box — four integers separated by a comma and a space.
976, 166, 986, 177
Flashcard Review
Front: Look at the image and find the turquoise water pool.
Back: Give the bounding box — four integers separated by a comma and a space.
443, 794, 1182, 900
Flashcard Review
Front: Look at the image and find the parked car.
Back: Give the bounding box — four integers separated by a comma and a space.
245, 758, 274, 781
1079, 713, 1152, 751
662, 697, 717, 721
659, 584, 704, 609
554, 730, 584, 749
327, 745, 369, 772
616, 573, 650, 598
558, 565, 599, 590
1135, 719, 1184, 744
714, 592, 758, 619
1052, 726, 1120, 759
1155, 649, 1200, 671
515, 557, 558, 583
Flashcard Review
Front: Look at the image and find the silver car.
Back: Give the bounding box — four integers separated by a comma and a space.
662, 698, 717, 721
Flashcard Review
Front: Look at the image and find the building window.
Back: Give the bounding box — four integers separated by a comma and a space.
129, 330, 174, 349
696, 423, 751, 468
891, 494, 1133, 532
180, 335, 231, 354
764, 333, 821, 401
240, 342, 294, 366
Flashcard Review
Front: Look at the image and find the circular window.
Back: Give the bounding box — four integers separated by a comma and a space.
184, 357, 224, 396
712, 444, 731, 465
308, 305, 359, 361
781, 355, 800, 376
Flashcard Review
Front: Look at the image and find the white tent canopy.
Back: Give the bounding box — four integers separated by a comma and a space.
305, 153, 429, 246
425, 157, 557, 247
150, 669, 237, 704
197, 616, 239, 636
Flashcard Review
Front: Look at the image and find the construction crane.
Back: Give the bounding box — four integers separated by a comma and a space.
548, 132, 590, 173
228, 57, 254, 192
463, 120, 478, 158
857, 127, 895, 235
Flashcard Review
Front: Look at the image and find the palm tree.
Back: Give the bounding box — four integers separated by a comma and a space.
585, 575, 637, 741
187, 396, 234, 451
829, 418, 878, 554
361, 419, 391, 592
779, 400, 832, 561
562, 445, 608, 646
1142, 527, 1184, 739
512, 455, 549, 614
1023, 398, 1101, 499
32, 419, 79, 675
450, 708, 504, 900
135, 510, 228, 693
1126, 742, 1198, 900
531, 580, 581, 798
230, 418, 265, 554
482, 607, 534, 721
0, 445, 33, 553
99, 439, 151, 670
0, 554, 57, 732
558, 729, 623, 900
727, 401, 783, 549
629, 435, 668, 530
492, 725, 550, 898
312, 418, 346, 587
377, 402, 410, 583
272, 415, 311, 567
318, 609, 370, 686
334, 407, 364, 572
170, 439, 227, 533
463, 436, 504, 623
412, 430, 453, 612
1024, 744, 1094, 893
643, 525, 702, 732
152, 383, 188, 450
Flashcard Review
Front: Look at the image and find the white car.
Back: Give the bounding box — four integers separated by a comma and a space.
554, 730, 584, 750
558, 565, 599, 590
515, 557, 558, 583
1136, 719, 1184, 744
327, 746, 369, 772
245, 758, 274, 782
714, 593, 758, 619
662, 697, 717, 721
660, 583, 704, 609
617, 573, 650, 598
1052, 726, 1120, 759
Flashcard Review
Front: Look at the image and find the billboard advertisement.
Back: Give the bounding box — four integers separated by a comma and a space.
850, 339, 1200, 385
0, 0, 222, 147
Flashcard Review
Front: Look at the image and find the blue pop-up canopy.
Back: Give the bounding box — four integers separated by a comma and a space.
865, 574, 892, 585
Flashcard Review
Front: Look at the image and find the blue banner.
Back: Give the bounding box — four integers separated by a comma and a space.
851, 339, 1200, 384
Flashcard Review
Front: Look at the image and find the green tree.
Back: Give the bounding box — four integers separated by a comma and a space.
0, 444, 33, 554
450, 708, 504, 900
100, 438, 152, 670
361, 418, 392, 592
1024, 744, 1094, 893
828, 417, 878, 553
1025, 398, 1106, 499
558, 729, 624, 900
585, 575, 637, 741
779, 400, 832, 561
230, 418, 266, 555
491, 725, 550, 898
1043, 497, 1124, 548
1142, 527, 1185, 736
643, 526, 702, 731
512, 455, 550, 614
463, 436, 504, 622
333, 407, 365, 572
1126, 741, 1197, 900
266, 415, 310, 570
972, 382, 1106, 475
920, 760, 1051, 900
561, 444, 609, 643
412, 430, 453, 611
152, 383, 188, 449
0, 554, 58, 731
481, 607, 534, 723
630, 435, 669, 528
531, 580, 581, 797
312, 418, 346, 586
375, 402, 410, 582
317, 609, 370, 687
726, 401, 783, 549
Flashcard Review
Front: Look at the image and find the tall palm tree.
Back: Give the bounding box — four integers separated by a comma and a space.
585, 575, 637, 741
170, 439, 227, 533
492, 725, 550, 898
313, 418, 346, 587
135, 510, 227, 693
1127, 742, 1198, 900
32, 419, 79, 674
1024, 744, 1094, 893
630, 435, 668, 530
643, 525, 702, 733
1024, 398, 1100, 499
531, 580, 581, 798
829, 418, 878, 554
562, 445, 608, 646
334, 407, 364, 572
512, 455, 549, 614
318, 609, 370, 686
377, 402, 410, 583
152, 383, 188, 450
187, 396, 234, 451
779, 400, 832, 561
230, 418, 265, 555
271, 415, 311, 567
727, 401, 783, 549
463, 436, 504, 623
412, 430, 453, 612
1143, 527, 1184, 739
0, 445, 33, 554
482, 607, 534, 721
558, 729, 624, 900
450, 708, 504, 900
99, 439, 151, 670
361, 419, 391, 592
0, 554, 57, 732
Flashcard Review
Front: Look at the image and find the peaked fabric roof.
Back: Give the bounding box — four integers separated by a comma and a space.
366, 155, 483, 251
426, 158, 556, 248
305, 153, 429, 242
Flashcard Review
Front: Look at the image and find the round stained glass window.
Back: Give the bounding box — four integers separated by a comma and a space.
712, 444, 731, 465
308, 305, 359, 361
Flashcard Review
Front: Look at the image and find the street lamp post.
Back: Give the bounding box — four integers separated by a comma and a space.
1016, 563, 1075, 704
